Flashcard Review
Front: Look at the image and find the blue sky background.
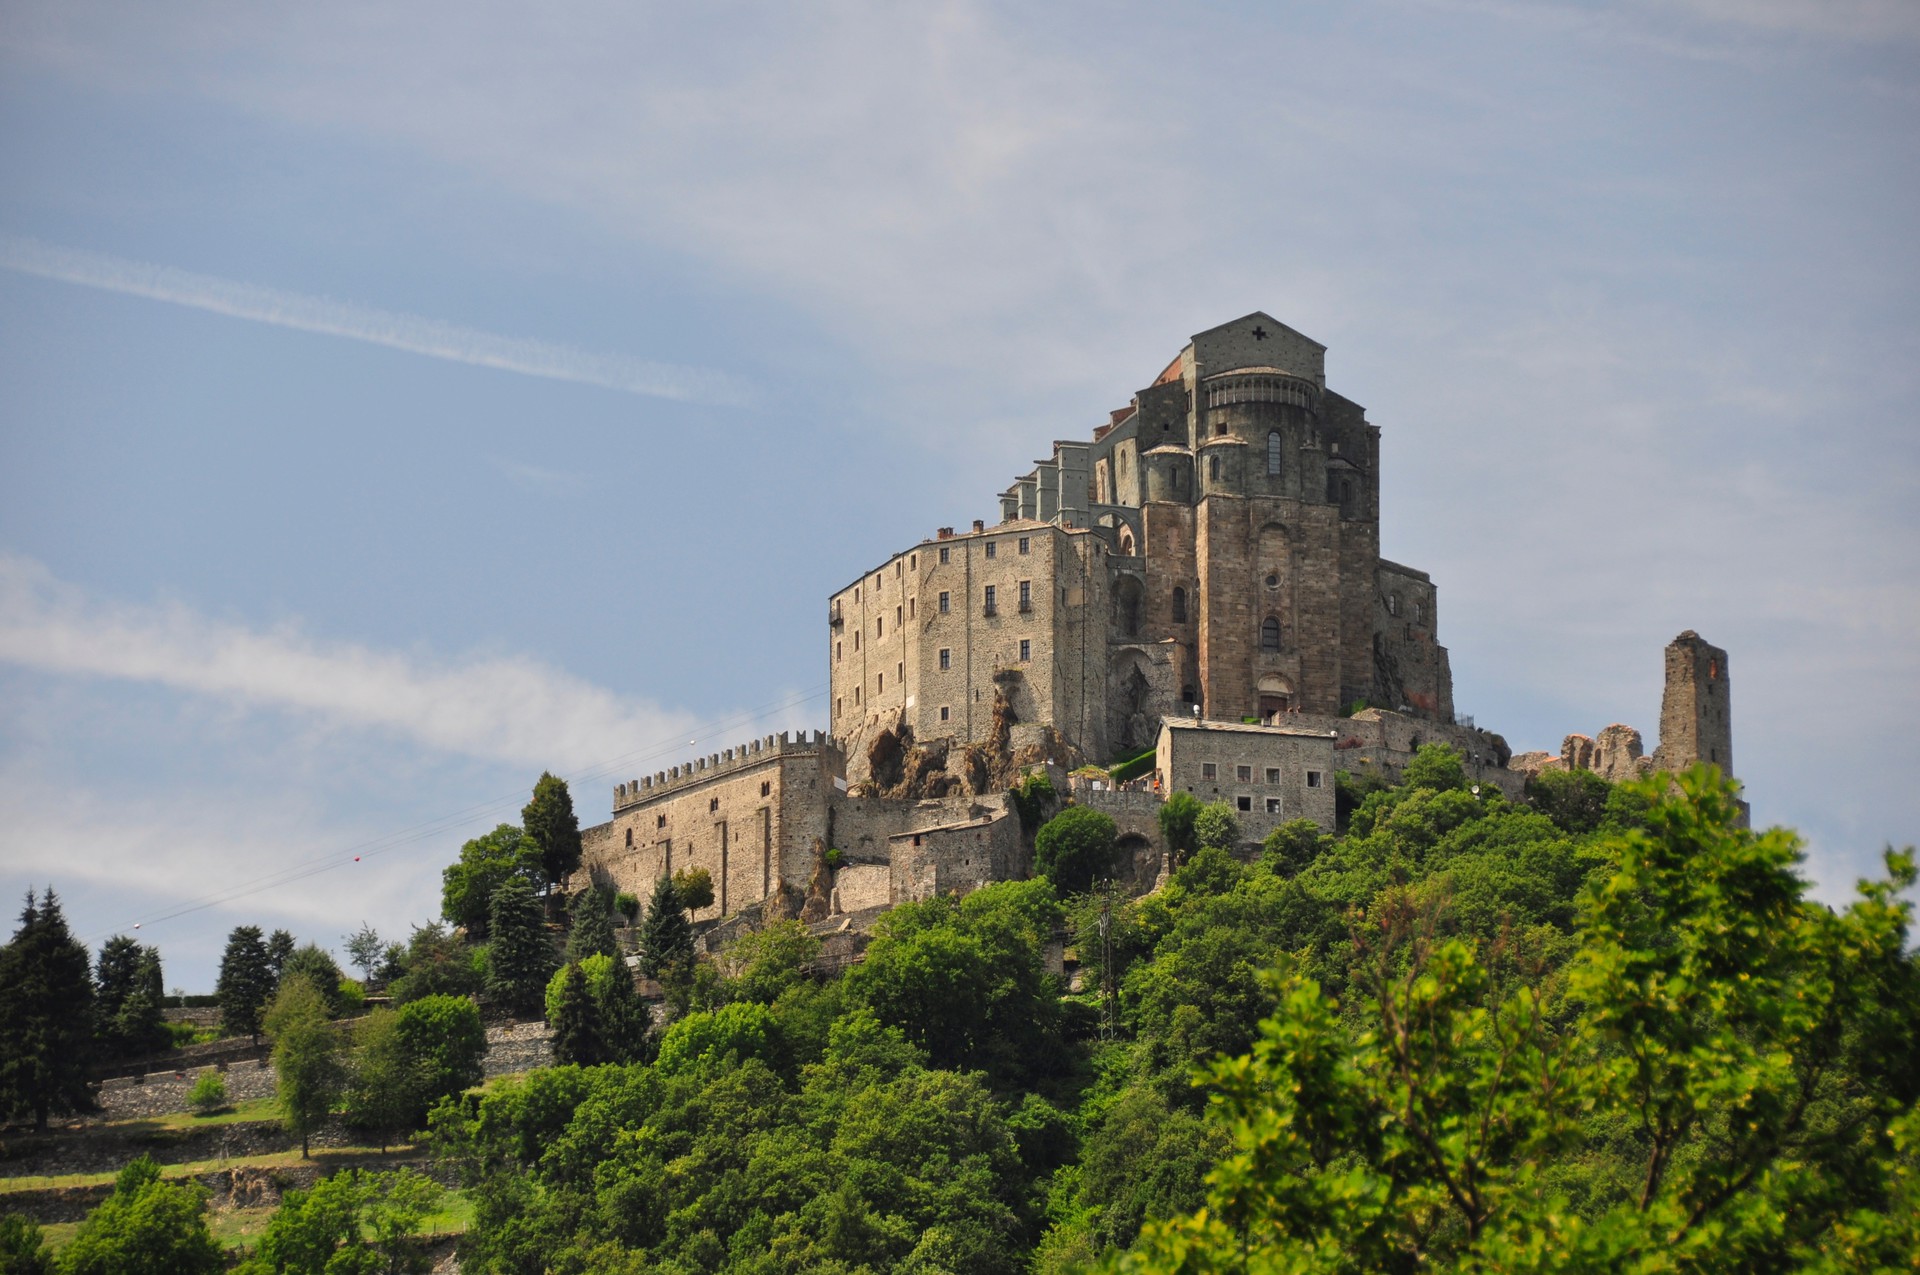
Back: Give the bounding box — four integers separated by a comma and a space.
1, 0, 1915, 989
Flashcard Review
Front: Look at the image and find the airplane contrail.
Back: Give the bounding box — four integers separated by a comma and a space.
0, 233, 752, 406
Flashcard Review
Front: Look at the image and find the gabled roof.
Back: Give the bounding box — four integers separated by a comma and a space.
1192, 311, 1325, 350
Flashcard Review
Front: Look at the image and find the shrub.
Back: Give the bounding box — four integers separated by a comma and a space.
1034, 806, 1120, 896
1193, 802, 1242, 853
1158, 791, 1203, 863
656, 1002, 780, 1077
614, 891, 640, 924
1009, 770, 1058, 831
187, 1071, 228, 1116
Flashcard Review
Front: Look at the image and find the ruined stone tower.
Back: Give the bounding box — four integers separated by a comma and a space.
1652, 630, 1733, 778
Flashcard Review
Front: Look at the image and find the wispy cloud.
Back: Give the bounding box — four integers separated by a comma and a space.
0, 233, 753, 406
0, 553, 706, 772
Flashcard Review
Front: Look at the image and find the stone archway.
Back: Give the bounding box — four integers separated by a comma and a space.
1257, 673, 1294, 723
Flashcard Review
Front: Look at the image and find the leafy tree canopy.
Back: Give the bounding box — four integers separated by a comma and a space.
1035, 805, 1121, 896
441, 825, 542, 940
522, 772, 583, 893
59, 1156, 221, 1275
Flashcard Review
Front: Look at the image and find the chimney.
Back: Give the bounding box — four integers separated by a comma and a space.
936, 527, 954, 540
972, 519, 985, 533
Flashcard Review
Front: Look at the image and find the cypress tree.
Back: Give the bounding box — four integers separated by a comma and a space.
522, 772, 583, 893
638, 875, 692, 980
596, 956, 651, 1063
566, 889, 619, 962
486, 877, 554, 1016
215, 926, 274, 1044
550, 963, 605, 1066
0, 888, 97, 1132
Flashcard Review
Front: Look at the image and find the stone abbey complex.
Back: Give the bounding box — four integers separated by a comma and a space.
573, 313, 1736, 927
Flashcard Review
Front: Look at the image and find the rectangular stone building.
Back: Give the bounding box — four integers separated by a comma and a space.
1154, 717, 1338, 844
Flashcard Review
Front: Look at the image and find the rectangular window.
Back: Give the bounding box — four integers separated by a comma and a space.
1306, 771, 1323, 788
836, 641, 842, 662
854, 586, 860, 602
939, 546, 950, 565
876, 617, 883, 637
1018, 579, 1032, 611
939, 648, 951, 670
984, 584, 997, 615
910, 553, 917, 570
939, 591, 951, 613
909, 597, 915, 619
896, 605, 902, 627
1202, 762, 1217, 780
855, 686, 861, 705
939, 705, 950, 722
1237, 795, 1252, 812
1265, 767, 1280, 784
1237, 765, 1252, 782
985, 541, 997, 559
836, 697, 842, 716
897, 660, 904, 680
1019, 639, 1031, 661
877, 673, 883, 692
761, 781, 771, 797
1266, 797, 1282, 813
854, 630, 860, 651
1018, 536, 1030, 554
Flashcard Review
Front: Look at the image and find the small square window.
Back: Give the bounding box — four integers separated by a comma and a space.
939, 546, 950, 565
1236, 765, 1252, 782
939, 648, 951, 670
1202, 762, 1217, 780
1237, 796, 1252, 812
1018, 536, 1030, 554
1265, 768, 1280, 784
1019, 639, 1031, 661
1306, 771, 1323, 788
938, 591, 951, 613
940, 705, 950, 722
985, 541, 997, 559
1266, 797, 1282, 813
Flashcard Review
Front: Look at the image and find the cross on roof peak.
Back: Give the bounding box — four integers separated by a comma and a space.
1251, 326, 1269, 340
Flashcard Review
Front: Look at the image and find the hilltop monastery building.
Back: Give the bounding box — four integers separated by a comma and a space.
573, 314, 1734, 926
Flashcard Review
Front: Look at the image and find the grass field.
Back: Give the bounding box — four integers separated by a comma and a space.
33, 1187, 472, 1254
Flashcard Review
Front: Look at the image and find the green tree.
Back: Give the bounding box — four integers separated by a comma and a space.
1400, 739, 1469, 792
238, 1166, 442, 1275
1158, 790, 1203, 864
721, 920, 821, 1004
1259, 817, 1330, 878
279, 943, 347, 1016
1526, 765, 1614, 834
346, 994, 485, 1146
549, 963, 606, 1067
638, 875, 692, 981
342, 1009, 419, 1152
93, 935, 166, 1061
215, 925, 274, 1044
0, 1214, 52, 1275
566, 888, 619, 962
484, 877, 553, 1016
522, 772, 583, 893
1116, 769, 1920, 1272
671, 866, 715, 913
440, 824, 542, 939
187, 1071, 228, 1116
343, 923, 383, 983
265, 928, 297, 982
386, 922, 480, 1005
265, 979, 344, 1158
0, 889, 96, 1132
59, 1156, 220, 1275
1034, 805, 1121, 895
1193, 801, 1241, 853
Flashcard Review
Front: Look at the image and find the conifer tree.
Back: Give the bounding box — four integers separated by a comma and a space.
485, 877, 554, 1016
596, 954, 651, 1063
638, 875, 692, 980
522, 772, 583, 893
550, 962, 606, 1066
0, 888, 97, 1132
215, 926, 274, 1044
265, 928, 297, 981
94, 935, 166, 1060
566, 888, 619, 962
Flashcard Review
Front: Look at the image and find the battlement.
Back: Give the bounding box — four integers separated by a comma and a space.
612, 730, 842, 811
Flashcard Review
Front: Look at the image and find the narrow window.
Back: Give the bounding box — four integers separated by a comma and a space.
896, 604, 902, 627
939, 591, 951, 613
1237, 795, 1252, 812
835, 641, 842, 662
855, 686, 861, 705
939, 546, 951, 565
878, 672, 884, 692
1182, 685, 1195, 703
625, 827, 633, 847
1267, 430, 1283, 476
876, 617, 883, 637
1202, 762, 1217, 780
1412, 600, 1424, 623
1306, 771, 1322, 788
940, 705, 950, 722
984, 584, 997, 615
939, 648, 951, 670
897, 660, 903, 680
854, 630, 860, 651
1019, 639, 1031, 661
854, 586, 860, 602
1018, 536, 1030, 555
836, 696, 842, 716
1265, 767, 1280, 784
1237, 765, 1252, 782
709, 797, 719, 813
909, 597, 916, 619
1387, 592, 1399, 616
1172, 586, 1187, 622
1018, 579, 1032, 611
1118, 527, 1135, 556
656, 813, 666, 829
1261, 617, 1281, 650
1208, 454, 1220, 481
910, 553, 917, 570
985, 541, 997, 559
760, 781, 770, 797
895, 560, 902, 576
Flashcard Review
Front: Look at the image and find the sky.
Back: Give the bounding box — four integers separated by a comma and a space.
1, 0, 1915, 990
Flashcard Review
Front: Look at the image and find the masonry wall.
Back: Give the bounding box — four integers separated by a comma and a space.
1653, 630, 1733, 777
1155, 721, 1338, 843
889, 814, 1025, 902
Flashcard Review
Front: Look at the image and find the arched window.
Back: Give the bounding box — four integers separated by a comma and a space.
1267, 430, 1283, 476
1208, 454, 1220, 482
1172, 587, 1187, 622
1118, 527, 1136, 556
1261, 617, 1281, 651
1387, 592, 1399, 617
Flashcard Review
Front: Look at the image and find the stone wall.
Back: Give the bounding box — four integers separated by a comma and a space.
1155, 718, 1338, 843
1653, 630, 1733, 777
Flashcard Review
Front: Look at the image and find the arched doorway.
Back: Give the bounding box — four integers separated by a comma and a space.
1257, 674, 1294, 724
